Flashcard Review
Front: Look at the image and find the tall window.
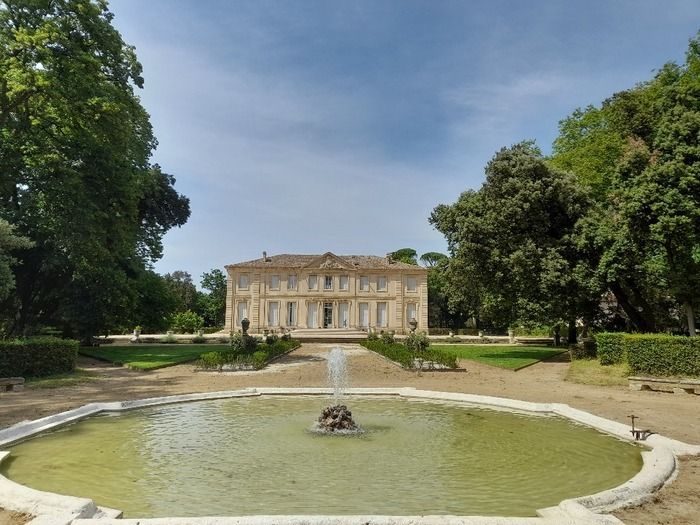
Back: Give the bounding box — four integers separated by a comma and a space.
308, 275, 318, 290
287, 302, 297, 326
339, 275, 349, 290
406, 276, 417, 292
359, 302, 369, 327
360, 276, 369, 291
324, 275, 333, 290
288, 274, 297, 290
307, 302, 318, 327
377, 302, 388, 327
268, 301, 280, 326
406, 303, 417, 322
237, 274, 249, 290
236, 302, 248, 326
270, 275, 280, 290
377, 276, 387, 291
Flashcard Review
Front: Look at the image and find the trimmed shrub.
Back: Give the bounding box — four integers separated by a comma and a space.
170, 310, 204, 334
360, 339, 457, 369
0, 337, 78, 377
230, 333, 259, 354
161, 333, 177, 344
596, 332, 626, 365
265, 334, 279, 345
251, 350, 268, 369
191, 334, 207, 344
625, 334, 700, 377
405, 331, 430, 353
198, 351, 226, 370
366, 331, 379, 341
380, 330, 395, 344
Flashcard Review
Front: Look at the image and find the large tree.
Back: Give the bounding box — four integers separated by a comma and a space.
199, 268, 226, 327
0, 1, 189, 337
431, 142, 599, 340
551, 34, 700, 334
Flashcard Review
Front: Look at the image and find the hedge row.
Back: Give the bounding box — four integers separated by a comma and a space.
0, 337, 78, 377
360, 340, 458, 369
198, 339, 300, 370
595, 332, 700, 377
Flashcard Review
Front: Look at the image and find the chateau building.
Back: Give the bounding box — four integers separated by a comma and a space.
224, 252, 428, 334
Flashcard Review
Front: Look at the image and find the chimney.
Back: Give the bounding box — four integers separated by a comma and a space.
262, 251, 268, 261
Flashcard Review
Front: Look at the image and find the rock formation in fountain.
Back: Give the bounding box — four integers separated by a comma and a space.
316, 346, 361, 433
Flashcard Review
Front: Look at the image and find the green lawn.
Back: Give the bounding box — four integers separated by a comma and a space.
79, 344, 223, 370
431, 344, 566, 370
26, 368, 101, 389
566, 358, 629, 386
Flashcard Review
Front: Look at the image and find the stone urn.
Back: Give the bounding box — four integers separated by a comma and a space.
241, 318, 250, 335
508, 329, 515, 344
408, 318, 418, 333
478, 330, 484, 338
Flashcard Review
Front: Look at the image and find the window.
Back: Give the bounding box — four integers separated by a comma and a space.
339, 302, 349, 327
270, 275, 280, 290
377, 276, 387, 291
360, 276, 369, 291
268, 301, 280, 326
339, 275, 349, 290
308, 275, 318, 290
324, 275, 333, 290
359, 302, 369, 327
307, 302, 318, 327
237, 274, 249, 290
287, 302, 297, 326
236, 302, 248, 327
377, 302, 388, 327
406, 303, 417, 322
288, 274, 297, 290
406, 276, 417, 292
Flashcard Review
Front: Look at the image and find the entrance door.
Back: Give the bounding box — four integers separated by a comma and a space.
323, 302, 333, 328
339, 302, 349, 328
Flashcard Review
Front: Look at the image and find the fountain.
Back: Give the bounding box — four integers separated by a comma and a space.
315, 346, 361, 433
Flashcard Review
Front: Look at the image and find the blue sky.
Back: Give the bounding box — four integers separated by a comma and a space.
110, 0, 700, 283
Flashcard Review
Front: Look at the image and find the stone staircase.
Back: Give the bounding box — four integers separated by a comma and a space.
287, 328, 368, 343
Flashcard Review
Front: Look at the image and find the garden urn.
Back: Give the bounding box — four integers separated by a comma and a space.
241, 318, 250, 335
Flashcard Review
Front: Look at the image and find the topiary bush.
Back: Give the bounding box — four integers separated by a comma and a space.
624, 334, 700, 377
596, 332, 626, 365
229, 333, 259, 354
405, 331, 430, 353
0, 337, 78, 377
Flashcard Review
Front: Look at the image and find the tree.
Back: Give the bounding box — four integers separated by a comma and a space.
0, 219, 32, 303
0, 1, 190, 338
551, 33, 700, 334
163, 271, 199, 313
199, 268, 226, 327
389, 248, 418, 265
419, 252, 448, 268
431, 142, 599, 341
130, 269, 179, 333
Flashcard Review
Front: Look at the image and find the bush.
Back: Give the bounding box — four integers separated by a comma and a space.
161, 333, 177, 344
251, 350, 268, 369
170, 310, 204, 334
198, 351, 226, 369
230, 333, 259, 354
405, 331, 430, 353
380, 330, 395, 344
366, 331, 379, 341
360, 339, 457, 369
265, 334, 279, 345
198, 339, 300, 370
0, 337, 78, 377
624, 334, 700, 377
596, 332, 626, 365
191, 334, 207, 344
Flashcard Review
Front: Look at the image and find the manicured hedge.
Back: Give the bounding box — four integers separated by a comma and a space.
595, 332, 626, 365
198, 339, 300, 370
0, 337, 78, 377
624, 334, 700, 377
360, 340, 458, 369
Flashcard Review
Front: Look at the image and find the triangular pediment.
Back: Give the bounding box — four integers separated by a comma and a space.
303, 252, 353, 270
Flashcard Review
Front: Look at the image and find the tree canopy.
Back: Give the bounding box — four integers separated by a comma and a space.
0, 0, 190, 338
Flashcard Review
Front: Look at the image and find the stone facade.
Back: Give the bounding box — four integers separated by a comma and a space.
224, 252, 428, 334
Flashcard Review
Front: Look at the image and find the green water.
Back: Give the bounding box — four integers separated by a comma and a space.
1, 396, 642, 517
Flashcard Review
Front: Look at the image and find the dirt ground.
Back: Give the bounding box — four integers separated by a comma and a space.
1, 343, 698, 524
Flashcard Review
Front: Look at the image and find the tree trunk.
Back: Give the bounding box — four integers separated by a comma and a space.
686, 301, 696, 336
609, 282, 655, 332
567, 320, 577, 344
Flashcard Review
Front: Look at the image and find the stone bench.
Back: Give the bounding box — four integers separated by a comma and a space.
0, 377, 25, 392
514, 337, 553, 346
629, 376, 700, 395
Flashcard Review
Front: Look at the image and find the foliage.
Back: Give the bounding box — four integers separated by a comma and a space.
170, 310, 204, 334
569, 340, 597, 360
380, 330, 395, 344
360, 339, 458, 369
191, 334, 207, 344
430, 142, 599, 338
388, 248, 418, 265
366, 331, 379, 341
197, 339, 300, 370
624, 334, 700, 377
164, 271, 199, 314
251, 350, 268, 369
229, 332, 260, 354
432, 344, 564, 370
199, 269, 227, 327
0, 337, 77, 377
0, 219, 33, 306
161, 333, 178, 344
0, 1, 190, 339
130, 270, 179, 334
595, 332, 626, 365
419, 252, 448, 267
198, 351, 226, 370
80, 343, 220, 370
404, 330, 430, 353
265, 333, 279, 345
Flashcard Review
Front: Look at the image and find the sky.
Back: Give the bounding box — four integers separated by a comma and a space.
110, 0, 700, 283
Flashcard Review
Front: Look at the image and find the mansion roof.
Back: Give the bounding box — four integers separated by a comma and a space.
226, 252, 424, 271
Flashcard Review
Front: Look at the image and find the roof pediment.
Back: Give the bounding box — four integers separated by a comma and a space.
302, 252, 354, 270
